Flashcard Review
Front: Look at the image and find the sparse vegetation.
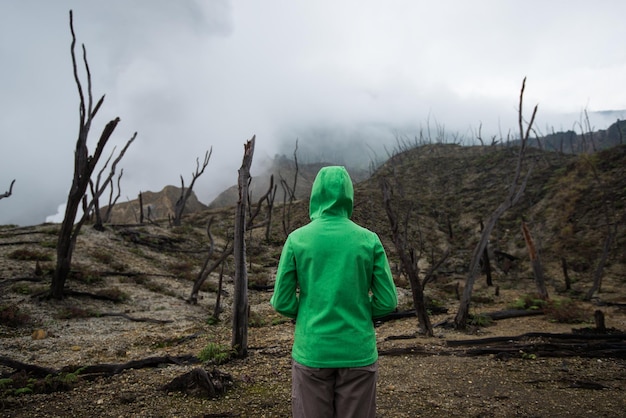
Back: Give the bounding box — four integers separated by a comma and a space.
198, 342, 232, 365
95, 287, 129, 302
0, 142, 625, 417
8, 248, 52, 262
509, 294, 548, 310
543, 298, 591, 324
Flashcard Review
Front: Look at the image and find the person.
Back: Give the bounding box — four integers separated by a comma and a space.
270, 165, 398, 418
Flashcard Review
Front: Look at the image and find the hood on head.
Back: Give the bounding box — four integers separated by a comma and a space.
309, 166, 354, 220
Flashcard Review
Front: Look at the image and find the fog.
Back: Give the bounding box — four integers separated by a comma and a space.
1, 1, 625, 225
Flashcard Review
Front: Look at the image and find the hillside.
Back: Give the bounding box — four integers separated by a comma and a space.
1, 144, 625, 417
104, 185, 209, 225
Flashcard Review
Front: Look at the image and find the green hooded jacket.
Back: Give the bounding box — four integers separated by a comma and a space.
270, 166, 398, 368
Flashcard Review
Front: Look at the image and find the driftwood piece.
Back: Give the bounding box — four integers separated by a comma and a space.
162, 367, 233, 398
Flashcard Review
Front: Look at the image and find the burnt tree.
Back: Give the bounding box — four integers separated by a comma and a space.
172, 148, 212, 227
583, 155, 619, 301
521, 220, 549, 299
232, 136, 255, 357
454, 77, 537, 329
188, 216, 233, 305
52, 10, 136, 299
90, 150, 127, 230
381, 177, 434, 337
280, 139, 299, 237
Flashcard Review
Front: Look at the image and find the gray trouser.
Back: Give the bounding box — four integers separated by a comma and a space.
291, 360, 378, 418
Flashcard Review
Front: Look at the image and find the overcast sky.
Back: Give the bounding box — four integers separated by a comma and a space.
1, 1, 625, 226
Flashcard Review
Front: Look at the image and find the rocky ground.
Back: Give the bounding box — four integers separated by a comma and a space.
1, 275, 625, 418
1, 222, 625, 418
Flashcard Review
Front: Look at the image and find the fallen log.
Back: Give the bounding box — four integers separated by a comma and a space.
446, 332, 626, 359
0, 354, 199, 378
446, 332, 626, 346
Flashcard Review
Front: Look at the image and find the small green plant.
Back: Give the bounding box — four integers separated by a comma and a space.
206, 316, 220, 325
0, 378, 13, 388
468, 313, 493, 327
40, 240, 57, 249
249, 311, 267, 328
198, 342, 232, 365
11, 283, 32, 295
509, 294, 547, 310
271, 317, 290, 326
520, 351, 537, 360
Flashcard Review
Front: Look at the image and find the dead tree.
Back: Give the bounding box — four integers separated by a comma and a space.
247, 174, 278, 241
521, 221, 549, 299
381, 178, 433, 336
232, 136, 255, 357
138, 191, 145, 224
102, 169, 124, 224
172, 148, 212, 227
188, 217, 233, 305
454, 77, 537, 329
0, 179, 15, 200
479, 220, 493, 286
583, 156, 618, 300
280, 139, 299, 237
90, 149, 126, 230
51, 10, 137, 299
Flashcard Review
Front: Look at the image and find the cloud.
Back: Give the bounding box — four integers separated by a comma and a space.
1, 1, 626, 225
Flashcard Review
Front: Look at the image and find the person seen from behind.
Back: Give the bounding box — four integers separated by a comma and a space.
270, 165, 398, 418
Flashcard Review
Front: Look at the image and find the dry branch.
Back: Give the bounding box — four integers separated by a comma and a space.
0, 179, 15, 200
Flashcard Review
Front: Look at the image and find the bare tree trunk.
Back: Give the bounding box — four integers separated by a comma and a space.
213, 263, 226, 320
139, 192, 144, 224
280, 140, 299, 237
561, 257, 572, 291
232, 136, 255, 357
246, 174, 276, 236
381, 178, 433, 336
583, 155, 619, 301
103, 170, 123, 224
586, 229, 615, 300
187, 217, 234, 305
173, 149, 212, 227
479, 220, 493, 286
521, 221, 548, 300
454, 78, 537, 329
52, 11, 136, 299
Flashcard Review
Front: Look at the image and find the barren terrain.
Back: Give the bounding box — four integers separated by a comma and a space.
1, 225, 625, 418
2, 144, 626, 417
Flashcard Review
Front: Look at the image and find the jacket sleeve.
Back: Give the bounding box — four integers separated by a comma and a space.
370, 236, 398, 318
270, 238, 299, 318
